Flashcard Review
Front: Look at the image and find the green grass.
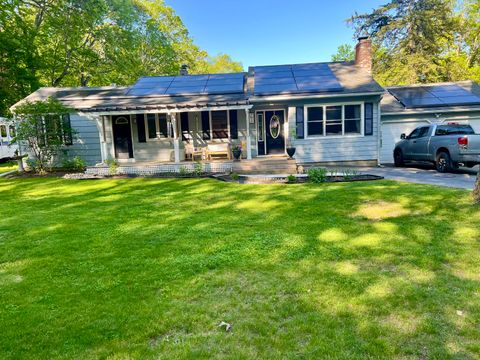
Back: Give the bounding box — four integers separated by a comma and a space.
0, 178, 479, 359
0, 162, 17, 174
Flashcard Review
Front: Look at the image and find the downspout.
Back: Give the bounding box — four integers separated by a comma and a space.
377, 100, 382, 166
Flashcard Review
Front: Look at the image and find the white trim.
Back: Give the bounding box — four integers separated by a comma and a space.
305, 102, 364, 138
382, 107, 480, 116
79, 105, 253, 117
246, 109, 252, 159
250, 91, 384, 102
129, 114, 136, 159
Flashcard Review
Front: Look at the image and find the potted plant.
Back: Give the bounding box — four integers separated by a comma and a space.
286, 128, 296, 159
232, 142, 242, 161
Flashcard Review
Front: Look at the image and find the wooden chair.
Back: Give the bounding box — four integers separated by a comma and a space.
206, 143, 231, 160
184, 143, 204, 161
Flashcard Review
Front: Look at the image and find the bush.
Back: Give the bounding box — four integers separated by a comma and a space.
179, 166, 190, 176
230, 172, 239, 181
193, 162, 203, 176
308, 167, 327, 183
105, 159, 118, 176
286, 174, 296, 183
62, 156, 86, 171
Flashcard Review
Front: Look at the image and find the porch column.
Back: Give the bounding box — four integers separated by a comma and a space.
170, 113, 180, 163
245, 109, 252, 160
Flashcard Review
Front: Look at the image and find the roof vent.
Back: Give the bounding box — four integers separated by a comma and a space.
180, 64, 188, 76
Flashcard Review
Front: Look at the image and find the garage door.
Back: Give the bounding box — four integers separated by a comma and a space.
380, 121, 429, 164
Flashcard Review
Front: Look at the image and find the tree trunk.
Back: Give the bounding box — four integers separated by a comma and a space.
474, 167, 480, 204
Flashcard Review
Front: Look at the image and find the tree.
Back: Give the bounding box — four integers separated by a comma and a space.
12, 97, 74, 173
474, 167, 480, 204
348, 0, 462, 85
0, 0, 242, 117
331, 44, 355, 61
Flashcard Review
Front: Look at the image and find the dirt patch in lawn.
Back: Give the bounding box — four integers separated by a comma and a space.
355, 200, 410, 220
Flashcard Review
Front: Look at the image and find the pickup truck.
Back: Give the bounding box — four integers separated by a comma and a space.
393, 123, 480, 172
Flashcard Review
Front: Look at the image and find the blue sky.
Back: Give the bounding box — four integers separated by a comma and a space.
165, 0, 385, 69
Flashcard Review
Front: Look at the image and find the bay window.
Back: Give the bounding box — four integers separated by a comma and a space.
307, 104, 363, 137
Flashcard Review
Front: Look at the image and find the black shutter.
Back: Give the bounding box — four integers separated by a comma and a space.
62, 114, 73, 145
201, 111, 210, 140
229, 110, 238, 139
296, 106, 304, 139
136, 114, 146, 143
364, 103, 374, 136
180, 112, 189, 142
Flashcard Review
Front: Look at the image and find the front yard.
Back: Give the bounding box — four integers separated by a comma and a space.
0, 178, 479, 359
0, 162, 17, 174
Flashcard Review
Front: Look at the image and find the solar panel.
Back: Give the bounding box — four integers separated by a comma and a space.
253, 63, 343, 96
126, 73, 245, 96
389, 84, 480, 108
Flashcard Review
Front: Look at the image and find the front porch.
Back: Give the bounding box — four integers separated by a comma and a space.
86, 156, 299, 176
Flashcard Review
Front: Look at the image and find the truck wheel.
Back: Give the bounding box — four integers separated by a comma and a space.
394, 150, 404, 167
436, 151, 452, 173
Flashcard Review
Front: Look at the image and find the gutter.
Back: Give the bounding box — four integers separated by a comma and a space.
249, 91, 385, 102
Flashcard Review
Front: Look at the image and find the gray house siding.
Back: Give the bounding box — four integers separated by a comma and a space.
252, 95, 381, 164
65, 113, 102, 165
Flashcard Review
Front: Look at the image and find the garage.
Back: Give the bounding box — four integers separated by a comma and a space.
380, 81, 480, 164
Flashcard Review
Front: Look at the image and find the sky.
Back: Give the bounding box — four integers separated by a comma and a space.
165, 0, 385, 69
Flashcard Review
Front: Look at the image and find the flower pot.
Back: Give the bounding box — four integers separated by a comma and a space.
286, 147, 296, 159
232, 149, 242, 160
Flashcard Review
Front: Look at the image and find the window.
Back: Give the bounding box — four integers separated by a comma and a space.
409, 126, 429, 139
307, 107, 324, 135
35, 114, 72, 146
211, 110, 228, 139
146, 113, 171, 140
307, 104, 363, 137
257, 113, 264, 141
8, 125, 15, 138
326, 106, 342, 135
344, 105, 361, 134
435, 124, 474, 136
0, 125, 6, 138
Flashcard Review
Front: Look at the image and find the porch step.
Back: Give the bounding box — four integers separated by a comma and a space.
233, 157, 298, 174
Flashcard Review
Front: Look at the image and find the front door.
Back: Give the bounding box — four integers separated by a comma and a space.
112, 115, 133, 159
265, 110, 285, 155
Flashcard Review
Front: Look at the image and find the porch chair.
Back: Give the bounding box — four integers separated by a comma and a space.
206, 143, 231, 161
184, 143, 204, 161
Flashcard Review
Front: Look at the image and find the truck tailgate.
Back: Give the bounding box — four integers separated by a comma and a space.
460, 135, 480, 155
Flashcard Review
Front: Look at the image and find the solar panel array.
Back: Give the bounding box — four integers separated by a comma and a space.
126, 73, 245, 96
253, 63, 343, 96
389, 84, 480, 108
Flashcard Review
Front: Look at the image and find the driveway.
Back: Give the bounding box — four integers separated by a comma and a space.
350, 164, 478, 190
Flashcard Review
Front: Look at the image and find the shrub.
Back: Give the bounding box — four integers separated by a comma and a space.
308, 167, 327, 183
179, 166, 190, 176
342, 168, 359, 181
286, 174, 296, 183
105, 159, 118, 176
230, 172, 239, 181
193, 161, 203, 176
62, 156, 86, 171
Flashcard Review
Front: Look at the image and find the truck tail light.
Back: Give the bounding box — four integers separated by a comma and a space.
458, 137, 468, 146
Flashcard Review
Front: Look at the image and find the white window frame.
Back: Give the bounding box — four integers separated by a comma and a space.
305, 102, 365, 139
145, 113, 172, 141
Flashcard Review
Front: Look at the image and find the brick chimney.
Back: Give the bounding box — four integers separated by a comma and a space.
180, 64, 188, 76
355, 36, 372, 73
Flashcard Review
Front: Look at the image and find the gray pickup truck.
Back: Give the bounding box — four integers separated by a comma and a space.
393, 123, 480, 172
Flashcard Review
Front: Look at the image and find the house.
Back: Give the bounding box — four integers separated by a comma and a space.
0, 117, 18, 160
380, 81, 480, 163
11, 37, 384, 173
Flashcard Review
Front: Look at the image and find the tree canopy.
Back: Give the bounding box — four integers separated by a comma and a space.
348, 0, 480, 86
0, 0, 243, 117
331, 44, 355, 62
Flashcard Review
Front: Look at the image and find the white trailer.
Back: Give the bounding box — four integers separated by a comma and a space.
0, 118, 18, 160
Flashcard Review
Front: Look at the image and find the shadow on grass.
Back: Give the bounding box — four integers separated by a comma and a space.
0, 177, 478, 358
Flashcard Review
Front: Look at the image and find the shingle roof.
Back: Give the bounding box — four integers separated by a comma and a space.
11, 61, 384, 113
381, 80, 480, 114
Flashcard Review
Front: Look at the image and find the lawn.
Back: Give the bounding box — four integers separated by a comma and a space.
0, 178, 479, 359
0, 162, 17, 174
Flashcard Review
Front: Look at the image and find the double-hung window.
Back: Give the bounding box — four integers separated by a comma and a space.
211, 111, 228, 139
146, 113, 171, 140
307, 104, 362, 137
